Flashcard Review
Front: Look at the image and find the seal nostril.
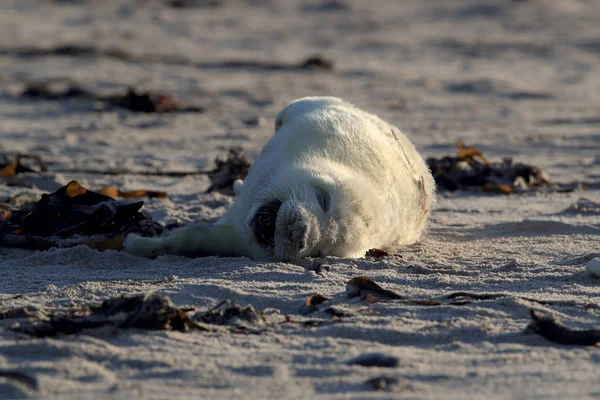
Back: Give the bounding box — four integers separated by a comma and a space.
314, 187, 331, 213
250, 199, 282, 249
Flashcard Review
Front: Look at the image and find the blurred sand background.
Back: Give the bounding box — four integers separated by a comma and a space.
1, 0, 600, 399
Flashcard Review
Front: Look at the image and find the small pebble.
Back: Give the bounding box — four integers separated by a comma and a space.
346, 353, 399, 368
243, 116, 266, 127
365, 376, 401, 391
586, 258, 600, 278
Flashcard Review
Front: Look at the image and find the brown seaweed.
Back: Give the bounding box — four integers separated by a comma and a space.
299, 293, 331, 315
346, 276, 405, 301
21, 78, 203, 113
11, 293, 203, 337
49, 147, 249, 181
98, 186, 168, 200
426, 142, 582, 193
447, 292, 599, 309
527, 310, 600, 346
4, 45, 334, 72
346, 277, 443, 305
365, 248, 390, 258
0, 370, 38, 391
0, 154, 48, 177
206, 148, 252, 194
0, 181, 163, 250
1, 181, 162, 237
193, 300, 284, 333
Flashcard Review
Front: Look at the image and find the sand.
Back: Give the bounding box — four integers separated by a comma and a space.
1, 0, 600, 398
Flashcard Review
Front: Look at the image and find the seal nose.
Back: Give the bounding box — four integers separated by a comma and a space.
250, 199, 283, 249
274, 202, 321, 261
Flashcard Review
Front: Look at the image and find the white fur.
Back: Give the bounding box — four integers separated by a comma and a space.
124, 97, 435, 261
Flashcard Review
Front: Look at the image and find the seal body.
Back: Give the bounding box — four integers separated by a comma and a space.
124, 97, 435, 261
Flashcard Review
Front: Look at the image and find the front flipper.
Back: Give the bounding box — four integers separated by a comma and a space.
233, 179, 244, 196
123, 223, 245, 258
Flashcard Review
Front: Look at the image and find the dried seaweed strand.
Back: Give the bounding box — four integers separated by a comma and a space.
528, 310, 600, 346
447, 292, 599, 309
0, 370, 38, 390
0, 45, 334, 71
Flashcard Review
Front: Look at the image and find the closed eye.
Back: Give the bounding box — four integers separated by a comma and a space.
314, 187, 331, 213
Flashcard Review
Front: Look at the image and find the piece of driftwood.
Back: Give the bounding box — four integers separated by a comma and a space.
527, 310, 600, 346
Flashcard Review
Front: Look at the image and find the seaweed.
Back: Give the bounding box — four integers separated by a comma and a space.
3, 46, 334, 72
527, 310, 600, 346
365, 248, 390, 258
11, 293, 203, 337
193, 300, 285, 333
206, 148, 252, 194
98, 186, 168, 200
346, 276, 443, 305
427, 142, 581, 193
0, 370, 38, 391
346, 276, 405, 301
21, 79, 204, 113
447, 292, 599, 309
0, 154, 48, 177
299, 293, 331, 315
0, 181, 163, 250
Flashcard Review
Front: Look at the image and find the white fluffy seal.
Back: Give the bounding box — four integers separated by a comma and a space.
124, 97, 435, 261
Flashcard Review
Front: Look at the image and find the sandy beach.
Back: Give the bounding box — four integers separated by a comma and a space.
1, 0, 600, 398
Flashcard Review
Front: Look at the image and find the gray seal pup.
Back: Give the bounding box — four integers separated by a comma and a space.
124, 96, 435, 261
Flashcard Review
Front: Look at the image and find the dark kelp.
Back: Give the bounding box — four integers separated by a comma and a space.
0, 370, 38, 391
427, 142, 582, 193
193, 300, 269, 332
5, 46, 334, 72
365, 248, 390, 258
98, 186, 168, 200
346, 276, 405, 301
21, 78, 203, 113
447, 292, 599, 309
0, 181, 163, 250
4, 295, 295, 337
47, 147, 251, 183
0, 154, 48, 177
346, 276, 443, 305
299, 293, 331, 315
11, 293, 203, 337
206, 148, 252, 194
527, 310, 600, 346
